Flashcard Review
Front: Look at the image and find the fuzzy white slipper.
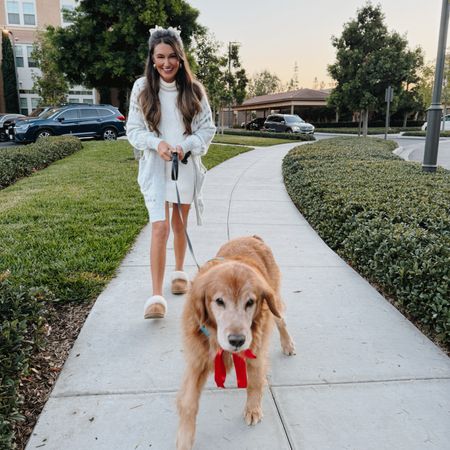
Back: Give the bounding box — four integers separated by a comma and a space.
144, 295, 167, 319
171, 271, 189, 295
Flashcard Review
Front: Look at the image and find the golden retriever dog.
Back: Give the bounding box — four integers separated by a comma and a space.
176, 236, 295, 450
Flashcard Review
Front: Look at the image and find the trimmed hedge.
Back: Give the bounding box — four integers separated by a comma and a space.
282, 137, 450, 349
402, 130, 450, 137
315, 127, 422, 134
311, 120, 425, 128
0, 275, 48, 449
223, 128, 315, 141
0, 136, 83, 189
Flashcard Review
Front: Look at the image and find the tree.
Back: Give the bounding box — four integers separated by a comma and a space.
191, 33, 247, 128
31, 29, 69, 106
328, 3, 424, 136
191, 31, 226, 121
286, 61, 299, 91
247, 70, 281, 98
226, 43, 247, 105
47, 0, 202, 110
1, 32, 19, 113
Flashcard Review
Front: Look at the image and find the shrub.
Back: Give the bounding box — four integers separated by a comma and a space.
283, 137, 450, 349
222, 128, 315, 141
0, 274, 48, 449
0, 136, 82, 190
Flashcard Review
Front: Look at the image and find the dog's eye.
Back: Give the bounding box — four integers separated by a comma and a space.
215, 298, 225, 307
246, 299, 255, 309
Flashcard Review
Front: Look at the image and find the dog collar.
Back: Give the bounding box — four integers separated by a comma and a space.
199, 325, 256, 388
214, 348, 257, 389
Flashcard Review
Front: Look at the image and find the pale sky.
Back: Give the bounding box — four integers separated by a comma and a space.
188, 0, 443, 89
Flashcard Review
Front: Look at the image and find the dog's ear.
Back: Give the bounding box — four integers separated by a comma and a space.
261, 286, 282, 319
189, 275, 208, 325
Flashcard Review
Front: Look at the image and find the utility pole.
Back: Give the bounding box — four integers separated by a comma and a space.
423, 0, 450, 173
384, 86, 393, 140
227, 41, 240, 129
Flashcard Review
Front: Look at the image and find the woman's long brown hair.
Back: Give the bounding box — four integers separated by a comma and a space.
139, 30, 203, 136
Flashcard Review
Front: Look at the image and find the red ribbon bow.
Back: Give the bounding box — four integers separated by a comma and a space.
214, 348, 257, 388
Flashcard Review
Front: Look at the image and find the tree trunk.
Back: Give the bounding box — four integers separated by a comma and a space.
362, 109, 369, 137
220, 107, 224, 134
358, 110, 362, 137
98, 86, 112, 104
403, 113, 408, 128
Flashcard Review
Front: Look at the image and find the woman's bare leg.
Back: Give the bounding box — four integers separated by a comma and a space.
150, 203, 170, 295
171, 203, 191, 271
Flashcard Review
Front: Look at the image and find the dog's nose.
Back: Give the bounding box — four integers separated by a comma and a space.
228, 334, 246, 348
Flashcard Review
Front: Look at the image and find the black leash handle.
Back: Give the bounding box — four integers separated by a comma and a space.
171, 151, 192, 182
171, 152, 179, 181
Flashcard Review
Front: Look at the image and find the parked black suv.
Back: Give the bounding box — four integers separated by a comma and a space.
13, 104, 126, 143
245, 117, 266, 131
263, 114, 315, 134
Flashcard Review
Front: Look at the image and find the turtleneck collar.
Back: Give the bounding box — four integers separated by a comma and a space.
159, 78, 177, 92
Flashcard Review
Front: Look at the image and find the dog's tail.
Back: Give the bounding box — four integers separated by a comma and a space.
252, 235, 264, 242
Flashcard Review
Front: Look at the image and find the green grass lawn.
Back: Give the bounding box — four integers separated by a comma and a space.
0, 140, 252, 303
213, 133, 292, 146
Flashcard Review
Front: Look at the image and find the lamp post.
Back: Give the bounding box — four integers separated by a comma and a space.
227, 41, 240, 129
2, 27, 21, 113
422, 0, 450, 173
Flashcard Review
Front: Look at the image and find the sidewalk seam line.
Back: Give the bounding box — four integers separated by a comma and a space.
52, 376, 450, 399
269, 376, 450, 388
269, 386, 295, 450
226, 151, 265, 240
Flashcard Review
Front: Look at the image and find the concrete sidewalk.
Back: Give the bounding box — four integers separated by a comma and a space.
26, 142, 450, 450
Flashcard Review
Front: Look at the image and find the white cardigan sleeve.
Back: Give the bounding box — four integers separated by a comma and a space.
178, 89, 216, 156
127, 77, 162, 152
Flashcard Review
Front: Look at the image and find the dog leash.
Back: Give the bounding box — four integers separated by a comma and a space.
171, 152, 200, 270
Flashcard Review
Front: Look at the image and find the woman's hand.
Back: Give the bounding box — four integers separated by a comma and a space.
157, 141, 175, 161
174, 145, 184, 161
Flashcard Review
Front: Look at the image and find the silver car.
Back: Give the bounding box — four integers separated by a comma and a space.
263, 114, 315, 134
421, 114, 450, 131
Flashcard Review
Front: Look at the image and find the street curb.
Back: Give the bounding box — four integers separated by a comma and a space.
393, 145, 415, 161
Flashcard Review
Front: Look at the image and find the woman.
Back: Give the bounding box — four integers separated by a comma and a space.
127, 26, 216, 319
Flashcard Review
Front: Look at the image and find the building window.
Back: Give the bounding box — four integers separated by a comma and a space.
31, 97, 39, 109
26, 45, 37, 67
22, 1, 36, 25
6, 1, 20, 24
5, 0, 36, 26
15, 45, 24, 67
19, 97, 28, 115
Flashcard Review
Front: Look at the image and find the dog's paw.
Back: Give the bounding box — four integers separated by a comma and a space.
281, 337, 296, 356
244, 406, 263, 426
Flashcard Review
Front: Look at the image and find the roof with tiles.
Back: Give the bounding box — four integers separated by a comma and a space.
241, 88, 329, 107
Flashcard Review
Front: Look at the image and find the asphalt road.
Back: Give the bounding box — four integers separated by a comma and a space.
0, 139, 17, 148
388, 135, 450, 170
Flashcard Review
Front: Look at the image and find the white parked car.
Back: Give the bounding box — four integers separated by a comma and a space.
421, 114, 450, 131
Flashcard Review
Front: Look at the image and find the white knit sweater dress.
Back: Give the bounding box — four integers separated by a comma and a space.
127, 77, 216, 224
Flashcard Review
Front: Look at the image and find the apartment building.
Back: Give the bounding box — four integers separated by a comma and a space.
0, 0, 95, 114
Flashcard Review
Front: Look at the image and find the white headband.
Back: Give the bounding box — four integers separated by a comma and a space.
148, 25, 184, 49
